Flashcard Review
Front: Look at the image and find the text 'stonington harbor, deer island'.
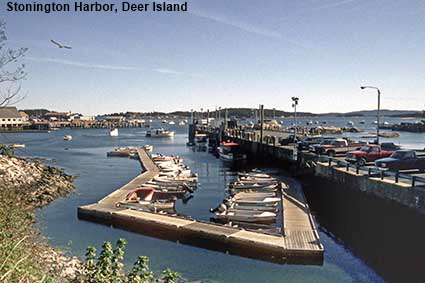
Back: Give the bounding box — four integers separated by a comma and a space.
6, 1, 188, 13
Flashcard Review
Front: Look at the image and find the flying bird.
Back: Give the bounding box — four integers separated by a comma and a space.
50, 39, 72, 49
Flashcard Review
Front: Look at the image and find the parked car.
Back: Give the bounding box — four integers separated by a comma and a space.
345, 145, 395, 166
297, 136, 323, 150
279, 135, 302, 146
375, 150, 425, 171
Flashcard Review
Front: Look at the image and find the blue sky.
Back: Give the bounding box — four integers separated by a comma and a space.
3, 0, 425, 114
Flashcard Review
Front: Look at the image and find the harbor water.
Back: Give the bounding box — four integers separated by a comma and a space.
2, 117, 424, 283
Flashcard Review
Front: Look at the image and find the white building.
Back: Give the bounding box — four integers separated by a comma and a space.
0, 107, 24, 130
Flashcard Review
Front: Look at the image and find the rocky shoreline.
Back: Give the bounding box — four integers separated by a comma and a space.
0, 155, 75, 207
0, 154, 82, 282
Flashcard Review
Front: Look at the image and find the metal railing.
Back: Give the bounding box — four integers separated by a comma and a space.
319, 155, 425, 188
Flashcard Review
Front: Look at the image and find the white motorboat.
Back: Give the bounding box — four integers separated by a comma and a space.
63, 135, 72, 141
232, 197, 281, 206
143, 145, 153, 152
110, 128, 119, 137
146, 128, 174, 138
168, 121, 175, 125
215, 210, 276, 224
10, 144, 25, 149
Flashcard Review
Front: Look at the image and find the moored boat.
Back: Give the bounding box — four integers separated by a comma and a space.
218, 142, 247, 161
110, 128, 119, 137
146, 128, 174, 138
63, 135, 72, 141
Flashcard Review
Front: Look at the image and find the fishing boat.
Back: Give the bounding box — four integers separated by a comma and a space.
110, 128, 119, 137
146, 128, 174, 138
194, 134, 208, 147
63, 135, 72, 141
218, 142, 247, 161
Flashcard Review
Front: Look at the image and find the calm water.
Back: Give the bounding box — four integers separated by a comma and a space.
4, 117, 422, 282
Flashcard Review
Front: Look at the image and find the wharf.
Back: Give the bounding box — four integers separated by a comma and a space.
78, 148, 324, 264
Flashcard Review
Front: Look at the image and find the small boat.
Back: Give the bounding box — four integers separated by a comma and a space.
63, 135, 72, 141
229, 183, 279, 192
306, 121, 313, 125
178, 121, 186, 126
238, 172, 271, 179
218, 142, 247, 161
373, 121, 378, 125
10, 144, 25, 149
146, 128, 174, 138
194, 134, 208, 146
215, 210, 276, 224
162, 120, 168, 123
110, 128, 119, 137
359, 120, 365, 124
168, 121, 175, 125
143, 144, 153, 152
231, 196, 281, 206
347, 121, 354, 126
119, 187, 176, 210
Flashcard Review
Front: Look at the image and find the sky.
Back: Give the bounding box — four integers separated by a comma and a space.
2, 0, 425, 115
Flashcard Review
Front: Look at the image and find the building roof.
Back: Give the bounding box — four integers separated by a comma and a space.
19, 111, 29, 117
0, 107, 21, 118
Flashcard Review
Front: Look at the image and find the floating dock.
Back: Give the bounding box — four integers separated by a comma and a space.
78, 148, 324, 264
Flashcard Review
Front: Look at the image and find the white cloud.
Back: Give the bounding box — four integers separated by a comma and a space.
26, 56, 202, 78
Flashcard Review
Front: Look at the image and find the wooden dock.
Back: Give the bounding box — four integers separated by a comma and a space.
78, 149, 324, 264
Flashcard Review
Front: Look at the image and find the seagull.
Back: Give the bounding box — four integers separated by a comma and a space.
50, 39, 72, 49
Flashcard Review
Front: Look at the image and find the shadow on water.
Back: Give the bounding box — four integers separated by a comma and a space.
302, 175, 425, 283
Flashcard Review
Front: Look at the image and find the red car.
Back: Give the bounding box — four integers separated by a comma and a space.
345, 145, 394, 166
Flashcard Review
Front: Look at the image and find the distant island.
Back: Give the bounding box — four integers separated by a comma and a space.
19, 108, 425, 119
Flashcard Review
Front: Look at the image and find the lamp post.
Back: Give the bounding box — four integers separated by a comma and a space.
360, 86, 381, 144
291, 97, 299, 160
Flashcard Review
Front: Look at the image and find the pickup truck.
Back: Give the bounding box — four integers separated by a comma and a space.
309, 137, 337, 153
345, 145, 394, 166
375, 150, 425, 171
314, 138, 365, 156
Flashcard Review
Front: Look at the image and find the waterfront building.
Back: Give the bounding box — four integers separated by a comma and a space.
0, 107, 24, 130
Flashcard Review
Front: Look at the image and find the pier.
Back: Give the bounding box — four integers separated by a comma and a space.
200, 125, 425, 213
78, 149, 324, 264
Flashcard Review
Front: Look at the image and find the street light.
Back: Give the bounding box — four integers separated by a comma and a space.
360, 86, 381, 144
291, 97, 299, 161
291, 97, 299, 140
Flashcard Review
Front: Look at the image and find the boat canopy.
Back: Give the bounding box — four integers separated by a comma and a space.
221, 142, 239, 147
